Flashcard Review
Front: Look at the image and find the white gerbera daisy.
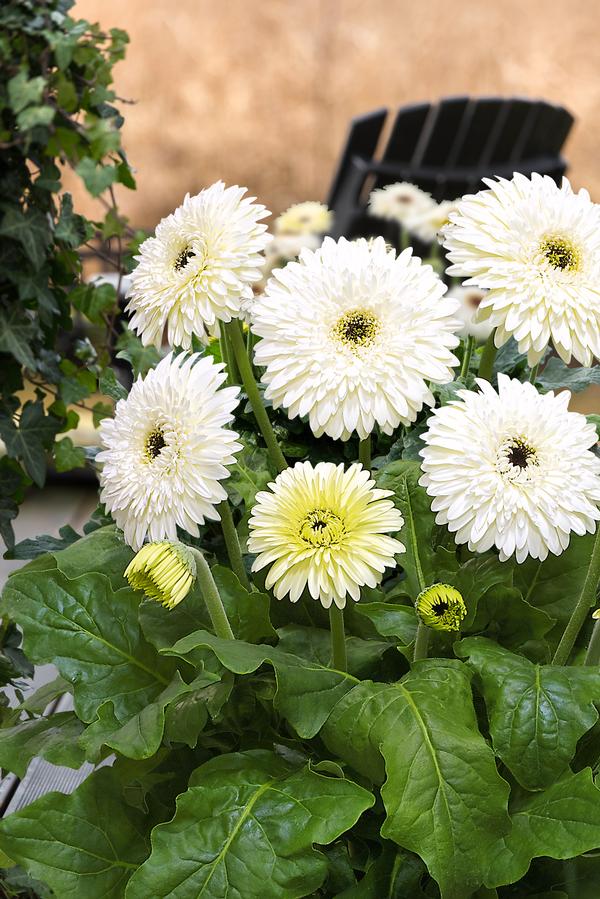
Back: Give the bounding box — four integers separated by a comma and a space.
248, 461, 405, 608
252, 236, 460, 440
274, 201, 333, 236
447, 285, 493, 342
419, 374, 600, 563
97, 353, 241, 550
442, 173, 600, 365
368, 182, 432, 224
407, 199, 460, 244
126, 181, 270, 349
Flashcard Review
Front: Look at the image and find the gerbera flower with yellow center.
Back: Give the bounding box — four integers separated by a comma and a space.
252, 236, 460, 441
248, 461, 405, 609
442, 173, 600, 365
368, 181, 433, 224
274, 201, 333, 236
126, 181, 270, 349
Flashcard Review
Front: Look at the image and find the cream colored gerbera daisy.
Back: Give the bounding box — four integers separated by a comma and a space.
407, 199, 459, 244
126, 181, 270, 349
97, 353, 241, 550
447, 285, 493, 343
419, 374, 600, 563
367, 182, 432, 224
252, 236, 460, 440
442, 173, 600, 365
248, 461, 405, 608
274, 201, 333, 236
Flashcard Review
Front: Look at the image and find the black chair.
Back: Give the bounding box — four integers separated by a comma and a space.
327, 97, 574, 242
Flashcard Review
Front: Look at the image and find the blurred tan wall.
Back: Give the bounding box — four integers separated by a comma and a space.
73, 0, 600, 227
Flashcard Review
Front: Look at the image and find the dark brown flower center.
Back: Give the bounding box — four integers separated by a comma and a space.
174, 247, 196, 271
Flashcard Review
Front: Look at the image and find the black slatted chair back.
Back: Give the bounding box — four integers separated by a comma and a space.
327, 97, 574, 241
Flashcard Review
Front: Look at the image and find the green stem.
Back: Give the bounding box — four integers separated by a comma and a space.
358, 435, 371, 470
413, 622, 430, 661
399, 226, 410, 252
225, 319, 287, 473
553, 525, 600, 665
219, 335, 231, 382
217, 499, 250, 590
478, 330, 497, 381
224, 327, 240, 383
459, 335, 475, 380
585, 617, 600, 666
190, 548, 234, 640
529, 363, 539, 384
329, 605, 347, 672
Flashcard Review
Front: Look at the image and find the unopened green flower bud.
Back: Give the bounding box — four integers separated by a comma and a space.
125, 541, 196, 610
416, 583, 466, 632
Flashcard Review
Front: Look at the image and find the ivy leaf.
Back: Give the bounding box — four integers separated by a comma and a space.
487, 769, 600, 888
75, 158, 118, 197
227, 439, 274, 509
0, 712, 85, 777
6, 524, 80, 560
0, 400, 61, 487
7, 71, 45, 113
0, 767, 149, 899
0, 307, 37, 370
99, 366, 128, 401
53, 436, 86, 472
125, 750, 374, 899
115, 327, 161, 377
0, 206, 51, 269
1, 566, 173, 723
164, 629, 358, 738
321, 660, 511, 899
374, 461, 436, 599
457, 637, 600, 789
537, 357, 600, 393
54, 194, 92, 248
71, 282, 117, 324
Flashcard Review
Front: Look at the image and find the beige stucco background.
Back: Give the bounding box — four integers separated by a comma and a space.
71, 0, 600, 228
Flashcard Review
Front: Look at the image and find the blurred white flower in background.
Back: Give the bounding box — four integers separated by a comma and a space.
274, 201, 333, 236
447, 285, 493, 342
368, 181, 432, 224
407, 199, 460, 244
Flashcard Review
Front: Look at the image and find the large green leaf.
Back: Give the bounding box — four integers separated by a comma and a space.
164, 629, 358, 738
487, 769, 600, 888
537, 357, 600, 393
80, 670, 221, 760
351, 602, 417, 647
0, 768, 149, 898
511, 533, 595, 638
334, 846, 427, 898
125, 750, 374, 899
434, 554, 514, 629
1, 567, 173, 723
457, 637, 600, 789
0, 712, 85, 777
50, 524, 133, 591
468, 585, 554, 658
321, 660, 511, 899
374, 461, 436, 599
276, 624, 390, 678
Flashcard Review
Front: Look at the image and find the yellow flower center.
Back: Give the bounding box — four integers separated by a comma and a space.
333, 308, 380, 350
144, 427, 166, 461
174, 246, 196, 271
299, 509, 346, 547
539, 236, 580, 272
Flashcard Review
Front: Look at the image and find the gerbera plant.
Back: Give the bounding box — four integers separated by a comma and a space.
3, 170, 600, 899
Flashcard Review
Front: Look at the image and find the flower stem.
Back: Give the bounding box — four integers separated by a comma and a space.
217, 499, 250, 590
358, 435, 371, 470
529, 363, 539, 384
329, 605, 347, 672
219, 335, 232, 383
190, 548, 234, 640
225, 319, 287, 473
413, 622, 430, 661
585, 617, 600, 666
478, 331, 497, 381
552, 526, 600, 665
460, 335, 474, 380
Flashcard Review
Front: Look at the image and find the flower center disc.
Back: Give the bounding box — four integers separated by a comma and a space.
145, 427, 166, 461
299, 509, 345, 547
333, 308, 380, 350
174, 246, 196, 271
498, 436, 538, 481
539, 236, 580, 272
